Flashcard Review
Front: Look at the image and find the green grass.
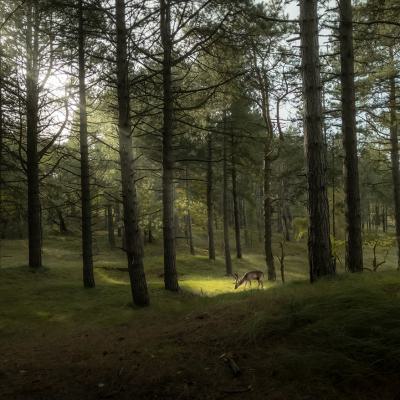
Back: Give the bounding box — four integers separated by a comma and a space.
1, 233, 400, 399
233, 272, 400, 398
0, 232, 398, 335
0, 232, 310, 336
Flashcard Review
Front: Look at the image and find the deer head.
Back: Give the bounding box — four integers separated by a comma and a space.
233, 273, 240, 289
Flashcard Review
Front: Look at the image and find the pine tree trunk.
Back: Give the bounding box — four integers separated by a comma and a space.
115, 0, 149, 306
277, 203, 283, 234
231, 139, 242, 259
374, 203, 379, 231
0, 39, 4, 239
331, 141, 336, 238
282, 207, 291, 242
26, 0, 42, 269
57, 209, 68, 234
223, 132, 232, 275
382, 206, 387, 233
185, 168, 195, 255
339, 0, 363, 272
107, 204, 115, 248
160, 0, 179, 291
389, 52, 400, 270
147, 217, 154, 243
280, 177, 292, 241
206, 133, 216, 260
367, 202, 371, 231
257, 186, 263, 244
78, 0, 95, 287
254, 57, 276, 280
264, 154, 276, 280
116, 201, 122, 237
242, 199, 250, 248
300, 0, 335, 282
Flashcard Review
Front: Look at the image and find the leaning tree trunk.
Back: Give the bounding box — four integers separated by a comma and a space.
339, 0, 363, 273
231, 138, 242, 259
389, 50, 400, 270
222, 132, 233, 275
160, 0, 179, 291
78, 0, 95, 287
300, 0, 335, 282
206, 133, 216, 260
26, 0, 42, 269
115, 0, 149, 306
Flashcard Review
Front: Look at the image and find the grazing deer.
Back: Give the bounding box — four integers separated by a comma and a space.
233, 271, 264, 289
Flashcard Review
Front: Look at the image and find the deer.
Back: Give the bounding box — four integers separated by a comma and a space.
233, 271, 264, 289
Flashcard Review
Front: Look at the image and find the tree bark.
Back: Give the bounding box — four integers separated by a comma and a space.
339, 0, 363, 272
264, 154, 276, 280
147, 216, 154, 243
389, 51, 400, 270
367, 202, 371, 231
115, 0, 149, 306
160, 0, 179, 291
185, 167, 195, 255
276, 203, 283, 234
223, 130, 232, 275
381, 206, 386, 233
231, 138, 242, 259
257, 186, 263, 244
107, 204, 115, 248
78, 0, 95, 287
242, 199, 250, 248
206, 133, 216, 260
57, 209, 68, 234
331, 139, 336, 238
116, 201, 122, 237
26, 0, 42, 269
300, 0, 335, 282
281, 183, 292, 242
374, 203, 380, 231
252, 54, 276, 280
0, 35, 4, 240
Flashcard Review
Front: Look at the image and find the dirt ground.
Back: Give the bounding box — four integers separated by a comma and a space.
2, 306, 399, 400
0, 309, 277, 400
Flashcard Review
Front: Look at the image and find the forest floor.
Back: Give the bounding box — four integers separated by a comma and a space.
1, 233, 400, 399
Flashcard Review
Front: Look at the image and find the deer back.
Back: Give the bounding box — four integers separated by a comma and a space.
243, 270, 264, 281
